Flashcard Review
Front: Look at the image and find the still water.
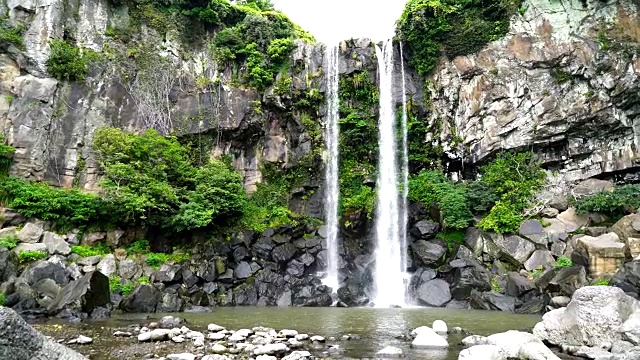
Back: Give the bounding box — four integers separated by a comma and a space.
48, 307, 541, 359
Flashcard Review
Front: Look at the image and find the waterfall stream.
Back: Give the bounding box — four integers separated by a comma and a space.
323, 44, 340, 292
399, 42, 409, 279
372, 40, 406, 307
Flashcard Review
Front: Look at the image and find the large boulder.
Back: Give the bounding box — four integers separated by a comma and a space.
533, 286, 640, 348
572, 179, 615, 198
505, 272, 535, 297
575, 233, 625, 277
272, 243, 297, 263
410, 220, 439, 239
411, 240, 445, 266
96, 254, 117, 277
519, 220, 548, 246
523, 250, 555, 272
494, 235, 535, 266
0, 307, 87, 359
21, 260, 68, 286
120, 285, 161, 313
416, 279, 451, 307
460, 331, 559, 360
155, 264, 182, 283
47, 271, 110, 316
611, 214, 640, 259
450, 263, 492, 299
536, 266, 587, 297
470, 290, 515, 312
234, 261, 253, 279
42, 232, 71, 255
612, 260, 640, 298
16, 222, 44, 243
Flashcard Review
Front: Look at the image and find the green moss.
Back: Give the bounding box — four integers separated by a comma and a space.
573, 184, 640, 219
0, 16, 24, 50
145, 251, 190, 269
46, 39, 100, 81
0, 134, 15, 177
554, 256, 572, 268
0, 235, 18, 249
71, 243, 110, 257
0, 292, 4, 306
18, 250, 47, 264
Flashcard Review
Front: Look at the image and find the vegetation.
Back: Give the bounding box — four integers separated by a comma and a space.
110, 275, 139, 296
18, 250, 47, 263
46, 39, 99, 81
0, 16, 24, 50
409, 170, 471, 229
592, 278, 610, 286
70, 243, 111, 257
0, 134, 15, 177
145, 252, 190, 268
436, 229, 466, 254
397, 0, 521, 79
573, 184, 640, 219
554, 256, 573, 268
0, 292, 4, 306
0, 236, 18, 250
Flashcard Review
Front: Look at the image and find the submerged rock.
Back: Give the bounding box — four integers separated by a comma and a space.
376, 345, 404, 358
411, 326, 448, 349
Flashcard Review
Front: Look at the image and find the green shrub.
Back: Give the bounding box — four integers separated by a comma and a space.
0, 134, 15, 177
0, 17, 24, 49
554, 256, 572, 268
573, 184, 640, 218
409, 170, 472, 229
46, 39, 98, 81
0, 292, 5, 306
0, 235, 18, 249
18, 250, 47, 263
138, 276, 150, 285
109, 276, 122, 293
71, 243, 110, 257
592, 278, 610, 286
145, 252, 190, 269
477, 201, 522, 234
121, 281, 135, 296
397, 0, 520, 79
126, 239, 150, 255
436, 229, 466, 254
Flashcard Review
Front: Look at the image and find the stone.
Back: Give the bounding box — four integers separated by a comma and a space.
106, 229, 125, 248
68, 335, 92, 345
42, 232, 71, 255
120, 285, 160, 313
272, 243, 297, 263
155, 264, 182, 282
410, 220, 439, 239
470, 290, 516, 312
208, 323, 225, 332
411, 326, 448, 349
310, 335, 325, 342
138, 328, 171, 342
621, 311, 640, 345
21, 260, 67, 286
76, 255, 103, 266
533, 286, 640, 348
277, 290, 292, 307
376, 346, 404, 358
159, 315, 183, 328
171, 335, 185, 343
432, 320, 447, 334
279, 329, 298, 337
0, 226, 18, 239
166, 353, 196, 360
13, 242, 47, 255
416, 279, 451, 307
158, 291, 184, 312
96, 254, 117, 277
253, 343, 289, 356
576, 233, 626, 277
572, 179, 615, 197
0, 307, 87, 359
211, 344, 228, 354
550, 296, 570, 308
540, 208, 559, 218
550, 241, 566, 257
557, 208, 590, 233
458, 345, 503, 360
286, 260, 305, 277
235, 261, 253, 279
47, 271, 110, 315
118, 259, 139, 280
282, 351, 312, 360
612, 260, 640, 296
524, 250, 555, 271
611, 214, 640, 259
519, 220, 548, 245
113, 331, 132, 337
411, 240, 446, 265
208, 332, 226, 340
494, 235, 535, 266
295, 333, 309, 341
33, 278, 60, 298
536, 266, 587, 297
505, 272, 535, 297
81, 232, 106, 246
17, 222, 44, 243
450, 264, 492, 299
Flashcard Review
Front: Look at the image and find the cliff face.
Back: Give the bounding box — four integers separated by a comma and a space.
430, 0, 640, 184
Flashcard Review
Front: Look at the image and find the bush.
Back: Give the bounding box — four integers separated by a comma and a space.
554, 256, 572, 268
18, 250, 47, 263
0, 134, 15, 177
573, 184, 640, 218
109, 276, 122, 293
409, 170, 472, 229
0, 292, 4, 306
138, 276, 150, 285
397, 0, 520, 78
46, 39, 98, 81
592, 278, 610, 286
121, 281, 135, 296
0, 17, 23, 49
71, 243, 110, 257
145, 252, 190, 269
477, 200, 522, 234
126, 239, 151, 255
0, 235, 17, 249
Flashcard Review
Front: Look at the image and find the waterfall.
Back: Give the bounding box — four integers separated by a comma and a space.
399, 43, 409, 278
323, 44, 340, 292
372, 39, 406, 307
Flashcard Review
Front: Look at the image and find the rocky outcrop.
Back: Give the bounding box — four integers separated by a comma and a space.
429, 0, 640, 186
0, 306, 87, 360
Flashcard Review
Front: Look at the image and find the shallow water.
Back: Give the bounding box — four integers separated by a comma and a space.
40, 307, 541, 359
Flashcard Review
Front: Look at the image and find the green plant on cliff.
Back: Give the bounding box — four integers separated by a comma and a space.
0, 16, 24, 50
70, 243, 111, 257
396, 0, 521, 79
0, 291, 5, 306
555, 256, 572, 268
573, 184, 640, 219
18, 250, 47, 264
46, 39, 99, 81
0, 134, 15, 177
0, 236, 18, 250
409, 170, 472, 229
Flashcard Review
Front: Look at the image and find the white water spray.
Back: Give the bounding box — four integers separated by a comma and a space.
323, 44, 340, 292
399, 43, 409, 276
372, 40, 406, 307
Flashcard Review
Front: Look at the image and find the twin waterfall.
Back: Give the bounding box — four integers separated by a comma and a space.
323, 40, 410, 308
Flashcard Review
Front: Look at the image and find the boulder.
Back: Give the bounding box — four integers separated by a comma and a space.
118, 259, 140, 280
611, 214, 640, 259
494, 235, 535, 266
0, 307, 87, 359
272, 243, 297, 263
432, 320, 447, 334
17, 222, 44, 243
42, 232, 71, 255
411, 240, 445, 265
286, 260, 305, 278
234, 261, 253, 279
450, 263, 492, 299
519, 220, 548, 245
411, 326, 448, 349
0, 226, 18, 239
533, 286, 640, 348
158, 292, 185, 312
612, 260, 640, 297
557, 208, 590, 233
536, 266, 587, 297
458, 345, 503, 360
410, 220, 438, 239
96, 254, 117, 277
524, 250, 555, 271
155, 264, 182, 283
81, 232, 106, 246
13, 242, 47, 255
575, 233, 625, 277
470, 290, 516, 312
0, 247, 17, 282
505, 272, 535, 297
572, 179, 614, 197
120, 285, 161, 313
416, 279, 451, 307
76, 255, 103, 266
21, 260, 68, 286
47, 271, 110, 316
376, 346, 403, 358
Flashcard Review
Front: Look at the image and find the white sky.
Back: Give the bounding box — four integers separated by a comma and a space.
271, 0, 409, 43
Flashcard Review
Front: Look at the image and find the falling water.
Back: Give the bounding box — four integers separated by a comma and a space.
372, 39, 405, 307
399, 43, 409, 276
322, 44, 340, 292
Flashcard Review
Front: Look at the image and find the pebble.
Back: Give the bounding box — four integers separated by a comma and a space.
113, 331, 133, 337
208, 324, 226, 332
282, 351, 313, 360
68, 335, 93, 345
211, 343, 228, 354
294, 333, 309, 341
171, 336, 185, 343
280, 329, 299, 338
311, 335, 326, 343
193, 337, 205, 347
207, 332, 227, 340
